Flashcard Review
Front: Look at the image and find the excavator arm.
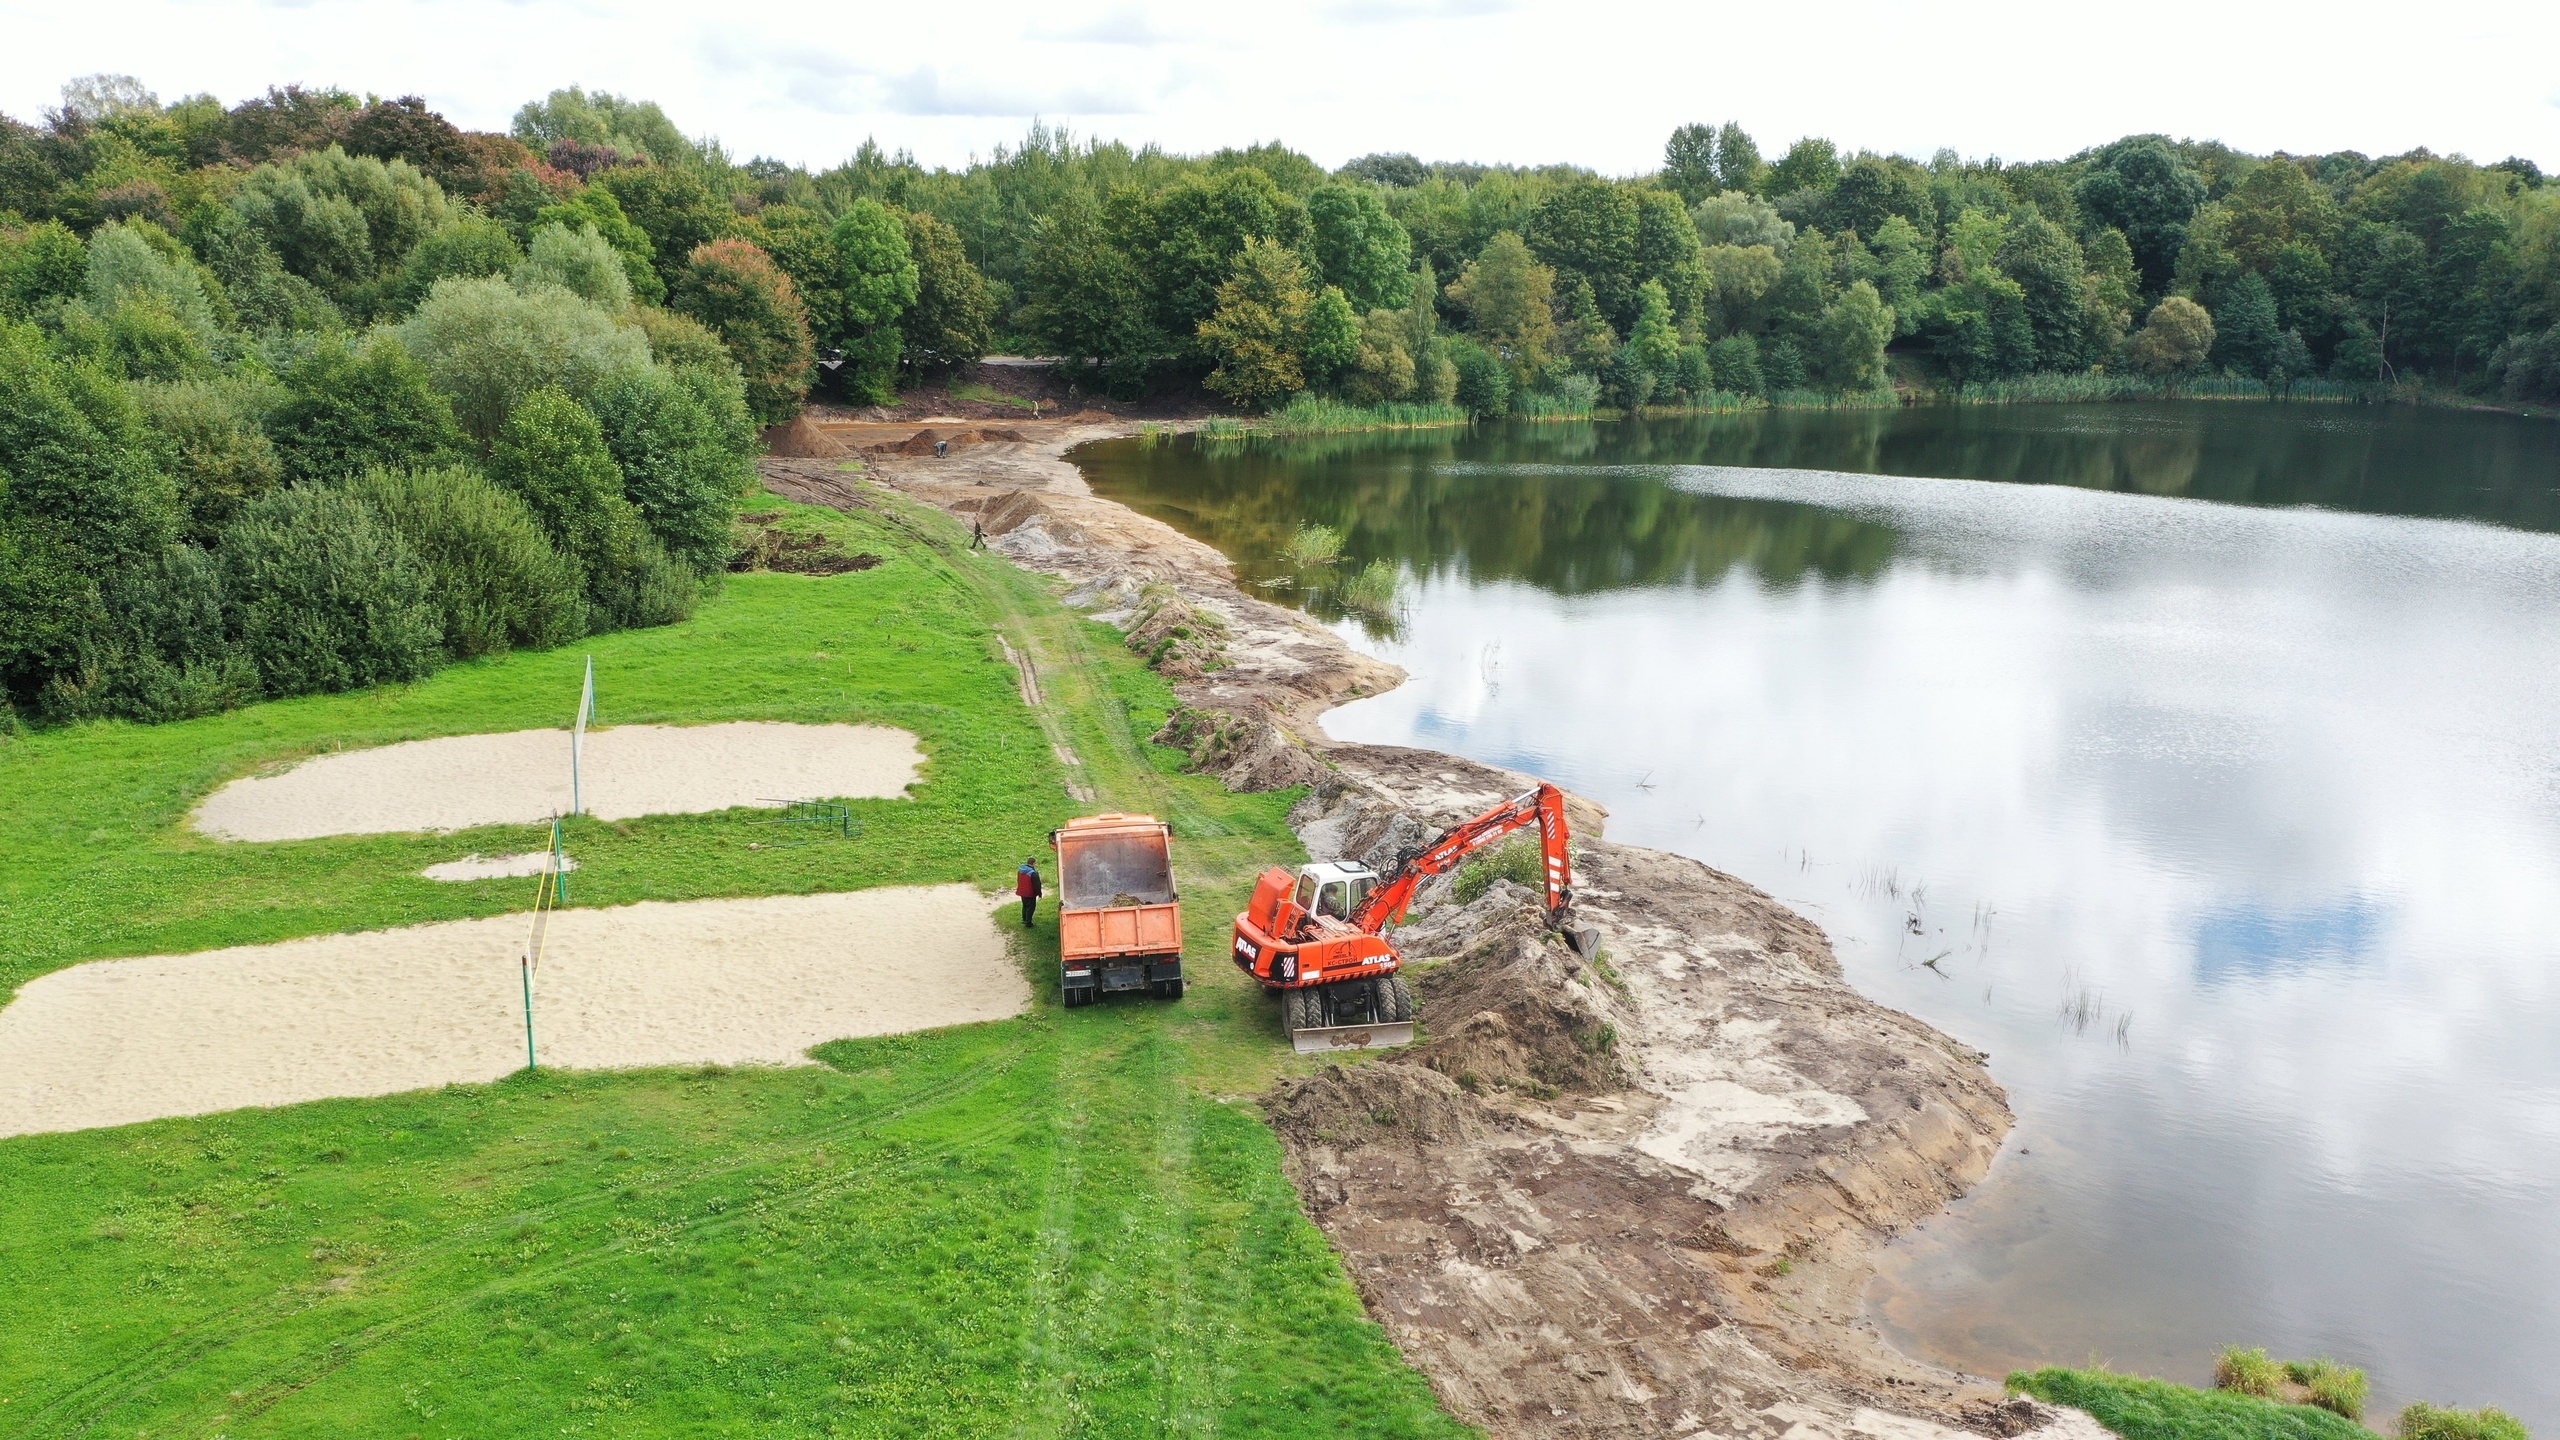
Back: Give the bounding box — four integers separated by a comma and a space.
1349, 782, 1572, 932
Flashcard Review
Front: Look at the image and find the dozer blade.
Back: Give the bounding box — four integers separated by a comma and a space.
1289, 1020, 1416, 1055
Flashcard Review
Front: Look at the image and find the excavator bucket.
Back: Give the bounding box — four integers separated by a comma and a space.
1283, 977, 1416, 1054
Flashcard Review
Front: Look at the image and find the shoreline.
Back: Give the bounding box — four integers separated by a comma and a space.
769, 416, 2044, 1439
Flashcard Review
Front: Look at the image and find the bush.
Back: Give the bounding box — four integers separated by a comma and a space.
2216, 1347, 2285, 1399
2399, 1405, 2530, 1440
487, 388, 692, 630
268, 333, 470, 484
0, 221, 89, 322
0, 320, 180, 568
1452, 835, 1548, 905
339, 465, 586, 657
1447, 334, 1511, 418
218, 488, 444, 698
1710, 332, 1766, 397
586, 366, 754, 575
228, 146, 455, 318
629, 305, 736, 373
38, 543, 257, 723
671, 238, 814, 424
1515, 372, 1600, 417
133, 378, 282, 541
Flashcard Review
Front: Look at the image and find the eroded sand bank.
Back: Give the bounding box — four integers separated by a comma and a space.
193, 722, 925, 841
0, 886, 1024, 1137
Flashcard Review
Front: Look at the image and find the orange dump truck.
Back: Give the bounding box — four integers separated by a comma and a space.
1051, 813, 1184, 1006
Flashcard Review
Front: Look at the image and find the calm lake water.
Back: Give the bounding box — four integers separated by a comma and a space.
1077, 403, 2560, 1423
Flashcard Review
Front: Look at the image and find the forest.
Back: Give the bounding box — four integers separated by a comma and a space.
5, 75, 2560, 727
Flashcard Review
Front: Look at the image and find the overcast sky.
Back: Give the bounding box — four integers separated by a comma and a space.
8, 0, 2559, 176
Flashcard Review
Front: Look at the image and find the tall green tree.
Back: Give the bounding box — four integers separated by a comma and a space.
1663, 125, 1720, 207
1129, 169, 1311, 351
1815, 280, 1894, 389
1445, 230, 1554, 385
2074, 137, 2207, 300
1307, 183, 1415, 312
1197, 237, 1314, 409
1526, 180, 1642, 330
899, 210, 996, 376
1764, 138, 1842, 198
827, 200, 920, 402
1019, 190, 1155, 370
1714, 123, 1767, 194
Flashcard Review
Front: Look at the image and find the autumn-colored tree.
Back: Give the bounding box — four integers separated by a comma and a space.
1197, 238, 1314, 409
671, 238, 814, 423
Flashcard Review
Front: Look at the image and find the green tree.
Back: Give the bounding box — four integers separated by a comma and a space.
486, 388, 691, 629
1446, 333, 1511, 416
394, 214, 522, 310
1554, 276, 1618, 375
1634, 189, 1709, 326
1621, 279, 1683, 401
0, 221, 89, 320
1445, 230, 1554, 384
1709, 331, 1765, 396
1691, 191, 1794, 251
2129, 295, 2216, 376
595, 165, 735, 292
529, 184, 664, 303
1701, 243, 1782, 335
1196, 237, 1314, 409
899, 210, 996, 376
37, 542, 255, 723
514, 221, 631, 308
1764, 138, 1842, 199
1402, 259, 1456, 404
1526, 180, 1642, 331
228, 146, 454, 317
1997, 211, 2091, 369
2074, 137, 2207, 299
1826, 156, 1935, 241
1130, 169, 1311, 350
588, 367, 756, 575
1714, 123, 1766, 194
1869, 214, 1929, 330
133, 378, 281, 541
1815, 279, 1894, 390
399, 275, 653, 442
670, 239, 815, 423
827, 200, 920, 402
2211, 270, 2284, 379
1301, 285, 1360, 392
1019, 189, 1156, 370
1663, 124, 1720, 207
1769, 228, 1837, 347
270, 333, 471, 483
512, 87, 701, 167
1307, 183, 1415, 312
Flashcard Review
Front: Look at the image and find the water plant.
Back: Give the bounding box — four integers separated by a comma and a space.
1337, 557, 1400, 616
1282, 521, 1346, 567
2215, 1346, 2285, 1398
2283, 1358, 2369, 1421
2399, 1403, 2532, 1440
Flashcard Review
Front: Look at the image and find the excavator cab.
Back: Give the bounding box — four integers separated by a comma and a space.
1294, 863, 1378, 924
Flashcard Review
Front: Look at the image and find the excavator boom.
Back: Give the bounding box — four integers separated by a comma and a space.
1349, 783, 1572, 932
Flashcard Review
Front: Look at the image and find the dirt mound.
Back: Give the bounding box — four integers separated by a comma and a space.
1267, 1059, 1485, 1152
1396, 879, 1628, 1098
761, 414, 851, 458
731, 513, 883, 574
1122, 582, 1228, 680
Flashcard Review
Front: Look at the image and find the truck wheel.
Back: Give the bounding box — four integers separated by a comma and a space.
1063, 986, 1089, 1009
1158, 976, 1185, 1001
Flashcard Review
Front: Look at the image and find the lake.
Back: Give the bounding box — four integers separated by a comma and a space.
1077, 402, 2560, 1424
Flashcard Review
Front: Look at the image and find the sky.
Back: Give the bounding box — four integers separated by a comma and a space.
7, 0, 2560, 176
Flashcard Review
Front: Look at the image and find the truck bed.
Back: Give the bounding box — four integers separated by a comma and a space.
1059, 902, 1182, 961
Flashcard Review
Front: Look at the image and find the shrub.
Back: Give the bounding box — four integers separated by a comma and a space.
1453, 835, 1548, 905
39, 543, 257, 723
268, 333, 470, 484
1447, 333, 1510, 418
1515, 372, 1600, 417
339, 465, 586, 657
515, 221, 631, 309
2399, 1404, 2530, 1440
134, 378, 283, 541
671, 238, 814, 424
399, 274, 652, 442
487, 388, 692, 630
218, 488, 443, 697
586, 366, 754, 575
2216, 1347, 2285, 1399
0, 220, 89, 321
629, 305, 735, 373
0, 321, 180, 568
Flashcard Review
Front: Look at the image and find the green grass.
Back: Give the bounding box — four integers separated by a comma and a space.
1281, 521, 1346, 568
1261, 395, 1469, 435
2011, 1368, 2377, 1440
0, 485, 1475, 1437
948, 381, 1041, 412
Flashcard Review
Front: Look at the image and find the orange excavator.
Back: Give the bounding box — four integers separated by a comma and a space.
1231, 783, 1576, 1053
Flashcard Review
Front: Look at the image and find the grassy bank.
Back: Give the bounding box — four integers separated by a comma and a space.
2013, 1367, 2534, 1440
0, 483, 1472, 1437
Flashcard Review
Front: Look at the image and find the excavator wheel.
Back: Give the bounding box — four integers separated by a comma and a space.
1283, 987, 1317, 1034
1381, 974, 1415, 1023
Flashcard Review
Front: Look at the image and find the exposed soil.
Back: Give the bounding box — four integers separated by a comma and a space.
0, 886, 1025, 1138
762, 391, 2054, 1439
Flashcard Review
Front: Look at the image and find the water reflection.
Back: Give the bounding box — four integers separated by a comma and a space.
1079, 403, 2560, 1426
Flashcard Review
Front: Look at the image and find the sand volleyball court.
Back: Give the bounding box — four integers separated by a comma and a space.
0, 886, 1026, 1138
192, 722, 925, 841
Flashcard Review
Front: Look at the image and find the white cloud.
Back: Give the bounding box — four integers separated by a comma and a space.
2, 0, 2555, 172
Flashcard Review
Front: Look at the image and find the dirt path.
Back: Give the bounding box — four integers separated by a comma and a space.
764, 420, 2050, 1439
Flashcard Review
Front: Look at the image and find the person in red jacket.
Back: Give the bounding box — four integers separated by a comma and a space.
1015, 858, 1043, 927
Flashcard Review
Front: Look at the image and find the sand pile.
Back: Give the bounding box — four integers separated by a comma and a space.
193, 722, 924, 841
421, 852, 579, 882
0, 886, 1025, 1138
759, 414, 851, 458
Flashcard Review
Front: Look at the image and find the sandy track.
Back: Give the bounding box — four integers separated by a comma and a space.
0, 886, 1025, 1138
193, 722, 924, 841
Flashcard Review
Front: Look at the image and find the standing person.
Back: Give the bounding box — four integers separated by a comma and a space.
1016, 857, 1043, 927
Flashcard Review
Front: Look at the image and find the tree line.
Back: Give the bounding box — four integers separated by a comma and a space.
6, 75, 2560, 723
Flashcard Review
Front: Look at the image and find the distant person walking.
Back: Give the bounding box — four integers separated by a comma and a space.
1016, 858, 1043, 927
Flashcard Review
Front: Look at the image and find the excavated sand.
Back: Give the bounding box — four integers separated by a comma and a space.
0, 886, 1025, 1138
421, 852, 580, 882
193, 722, 925, 841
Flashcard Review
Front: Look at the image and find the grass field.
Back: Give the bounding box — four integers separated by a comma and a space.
0, 482, 1473, 1437
2010, 1369, 2376, 1440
